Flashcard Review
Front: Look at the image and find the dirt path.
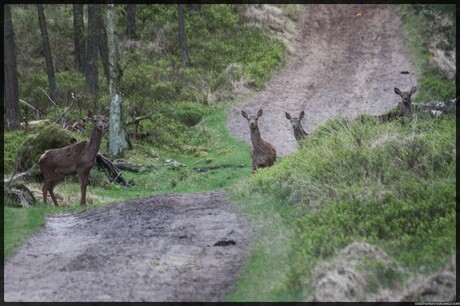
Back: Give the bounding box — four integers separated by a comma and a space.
228, 4, 417, 156
4, 5, 418, 302
4, 191, 250, 302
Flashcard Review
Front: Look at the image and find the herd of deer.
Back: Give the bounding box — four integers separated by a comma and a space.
39, 86, 418, 206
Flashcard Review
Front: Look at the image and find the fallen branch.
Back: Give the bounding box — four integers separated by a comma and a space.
113, 159, 186, 172
4, 184, 36, 208
127, 115, 151, 126
53, 93, 76, 125
194, 164, 246, 173
96, 153, 129, 186
127, 115, 152, 139
20, 99, 42, 119
38, 86, 58, 106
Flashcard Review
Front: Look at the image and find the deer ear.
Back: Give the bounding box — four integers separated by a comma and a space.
257, 109, 263, 118
242, 111, 248, 119
299, 111, 305, 119
410, 86, 417, 94
394, 88, 402, 96
285, 112, 291, 120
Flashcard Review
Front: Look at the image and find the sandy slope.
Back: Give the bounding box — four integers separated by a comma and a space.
228, 4, 417, 157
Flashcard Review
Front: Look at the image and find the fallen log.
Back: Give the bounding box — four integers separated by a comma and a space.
194, 164, 246, 173
4, 184, 36, 208
113, 160, 185, 172
127, 115, 151, 138
96, 153, 129, 186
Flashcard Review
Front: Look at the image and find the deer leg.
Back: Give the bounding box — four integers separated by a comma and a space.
48, 181, 61, 207
252, 160, 257, 173
78, 171, 90, 206
42, 182, 49, 204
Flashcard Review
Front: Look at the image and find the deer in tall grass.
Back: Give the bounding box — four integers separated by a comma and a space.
395, 86, 417, 116
242, 109, 277, 173
377, 86, 417, 122
39, 111, 108, 206
285, 111, 309, 141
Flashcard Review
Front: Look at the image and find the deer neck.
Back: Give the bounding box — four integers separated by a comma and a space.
86, 126, 103, 158
399, 101, 413, 115
295, 124, 307, 137
250, 126, 264, 149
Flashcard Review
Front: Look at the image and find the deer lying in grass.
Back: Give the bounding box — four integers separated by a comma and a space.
395, 86, 417, 116
285, 111, 309, 141
242, 109, 277, 173
377, 86, 417, 122
39, 111, 108, 206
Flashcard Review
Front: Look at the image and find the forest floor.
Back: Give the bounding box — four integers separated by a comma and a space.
4, 4, 420, 302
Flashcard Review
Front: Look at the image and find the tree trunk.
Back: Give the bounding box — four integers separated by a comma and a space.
189, 4, 202, 12
107, 4, 130, 158
86, 4, 99, 107
4, 4, 21, 131
178, 4, 191, 66
37, 4, 58, 104
126, 4, 137, 39
73, 4, 86, 74
94, 5, 110, 85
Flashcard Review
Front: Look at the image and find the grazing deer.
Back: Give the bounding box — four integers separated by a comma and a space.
285, 111, 309, 141
39, 110, 108, 206
242, 109, 277, 173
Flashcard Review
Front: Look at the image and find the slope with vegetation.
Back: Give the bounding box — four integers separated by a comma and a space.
226, 4, 456, 301
3, 4, 456, 302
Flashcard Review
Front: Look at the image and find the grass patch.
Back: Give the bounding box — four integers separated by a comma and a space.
228, 115, 456, 301
398, 4, 455, 103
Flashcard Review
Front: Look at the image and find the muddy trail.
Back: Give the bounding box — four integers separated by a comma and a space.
228, 4, 416, 156
5, 5, 418, 302
4, 191, 250, 302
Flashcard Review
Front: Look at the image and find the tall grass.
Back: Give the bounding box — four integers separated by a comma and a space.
227, 115, 456, 301
398, 4, 456, 102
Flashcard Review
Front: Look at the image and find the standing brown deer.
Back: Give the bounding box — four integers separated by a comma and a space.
39, 110, 108, 206
242, 109, 277, 173
285, 111, 309, 141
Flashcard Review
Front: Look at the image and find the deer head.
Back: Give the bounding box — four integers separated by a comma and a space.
394, 86, 417, 106
242, 109, 263, 130
285, 111, 305, 129
87, 110, 109, 131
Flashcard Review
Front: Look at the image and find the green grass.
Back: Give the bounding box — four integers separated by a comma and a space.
3, 202, 87, 258
398, 4, 455, 103
226, 115, 456, 301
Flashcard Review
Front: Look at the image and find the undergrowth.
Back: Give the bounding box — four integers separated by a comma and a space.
398, 4, 455, 102
227, 114, 456, 301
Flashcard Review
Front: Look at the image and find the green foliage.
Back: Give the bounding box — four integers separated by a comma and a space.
419, 74, 456, 102
398, 4, 456, 102
3, 206, 45, 258
229, 115, 456, 300
13, 124, 77, 173
4, 129, 29, 174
